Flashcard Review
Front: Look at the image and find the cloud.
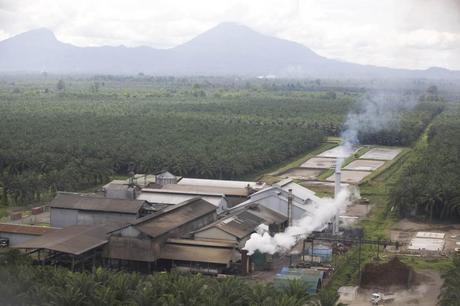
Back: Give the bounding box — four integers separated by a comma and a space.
0, 0, 459, 69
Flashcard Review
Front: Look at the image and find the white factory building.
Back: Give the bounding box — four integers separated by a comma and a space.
231, 179, 322, 220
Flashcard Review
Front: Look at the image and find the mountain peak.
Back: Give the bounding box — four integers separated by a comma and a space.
4, 28, 58, 45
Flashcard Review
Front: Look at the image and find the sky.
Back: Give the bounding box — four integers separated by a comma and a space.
0, 0, 459, 70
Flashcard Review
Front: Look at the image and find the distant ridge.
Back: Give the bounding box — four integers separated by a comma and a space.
0, 23, 458, 79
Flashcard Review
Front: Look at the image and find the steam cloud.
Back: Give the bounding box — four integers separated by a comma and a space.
341, 91, 419, 147
243, 189, 351, 255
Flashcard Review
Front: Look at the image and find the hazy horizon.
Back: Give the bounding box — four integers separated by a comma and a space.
1, 0, 459, 70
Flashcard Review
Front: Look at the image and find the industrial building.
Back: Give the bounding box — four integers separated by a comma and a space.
49, 193, 150, 228
232, 179, 321, 220
106, 197, 218, 265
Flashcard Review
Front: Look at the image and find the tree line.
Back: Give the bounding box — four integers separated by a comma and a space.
0, 250, 340, 306
390, 103, 460, 221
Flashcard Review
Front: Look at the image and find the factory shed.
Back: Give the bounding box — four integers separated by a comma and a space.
49, 193, 148, 228
0, 223, 58, 246
14, 224, 119, 270
192, 204, 285, 248
137, 188, 228, 213
232, 179, 320, 220
107, 198, 218, 264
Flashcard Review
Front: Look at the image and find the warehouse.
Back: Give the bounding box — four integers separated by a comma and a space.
49, 193, 150, 228
106, 197, 218, 266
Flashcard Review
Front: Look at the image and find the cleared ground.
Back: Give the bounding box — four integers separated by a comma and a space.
279, 168, 323, 180
360, 148, 402, 160
344, 159, 385, 171
326, 170, 371, 184
344, 270, 442, 306
300, 157, 336, 169
390, 219, 460, 255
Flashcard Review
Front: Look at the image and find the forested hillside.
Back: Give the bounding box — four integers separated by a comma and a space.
390, 103, 460, 220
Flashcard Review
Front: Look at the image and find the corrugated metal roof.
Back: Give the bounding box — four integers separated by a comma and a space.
132, 198, 216, 238
178, 178, 266, 190
14, 224, 118, 255
0, 223, 58, 236
238, 204, 287, 225
136, 192, 223, 207
160, 243, 236, 264
158, 184, 249, 197
141, 188, 224, 197
49, 193, 145, 214
194, 209, 264, 239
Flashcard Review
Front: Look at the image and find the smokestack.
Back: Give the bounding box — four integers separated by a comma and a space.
333, 166, 342, 234
335, 169, 341, 198
287, 189, 293, 227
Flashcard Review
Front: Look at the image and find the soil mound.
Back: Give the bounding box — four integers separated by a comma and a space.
361, 257, 414, 289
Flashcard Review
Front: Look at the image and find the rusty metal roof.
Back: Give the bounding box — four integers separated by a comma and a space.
132, 197, 217, 238
160, 242, 236, 265
14, 224, 119, 255
166, 238, 237, 248
49, 193, 145, 214
0, 223, 58, 236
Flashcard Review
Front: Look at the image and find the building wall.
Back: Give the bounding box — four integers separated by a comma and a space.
0, 232, 39, 246
50, 208, 138, 228
50, 208, 78, 228
77, 211, 137, 226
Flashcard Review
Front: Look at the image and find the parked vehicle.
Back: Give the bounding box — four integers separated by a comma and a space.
370, 292, 395, 305
0, 238, 9, 248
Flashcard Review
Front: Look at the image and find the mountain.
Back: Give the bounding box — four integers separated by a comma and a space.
0, 23, 458, 78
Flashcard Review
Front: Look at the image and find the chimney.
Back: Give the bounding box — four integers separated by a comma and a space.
241, 250, 249, 275
335, 170, 341, 198
287, 189, 293, 227
333, 168, 341, 235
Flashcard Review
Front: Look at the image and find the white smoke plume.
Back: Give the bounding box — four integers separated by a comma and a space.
243, 188, 351, 255
341, 91, 420, 146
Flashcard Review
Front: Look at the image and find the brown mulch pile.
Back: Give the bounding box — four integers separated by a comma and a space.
360, 257, 414, 289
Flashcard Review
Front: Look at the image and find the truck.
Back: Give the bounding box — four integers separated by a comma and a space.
370, 292, 395, 305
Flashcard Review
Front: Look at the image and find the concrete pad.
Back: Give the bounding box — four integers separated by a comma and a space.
416, 232, 445, 239
409, 238, 445, 251
326, 170, 371, 184
280, 168, 323, 180
360, 147, 402, 160
318, 145, 360, 159
301, 157, 336, 169
344, 159, 385, 171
